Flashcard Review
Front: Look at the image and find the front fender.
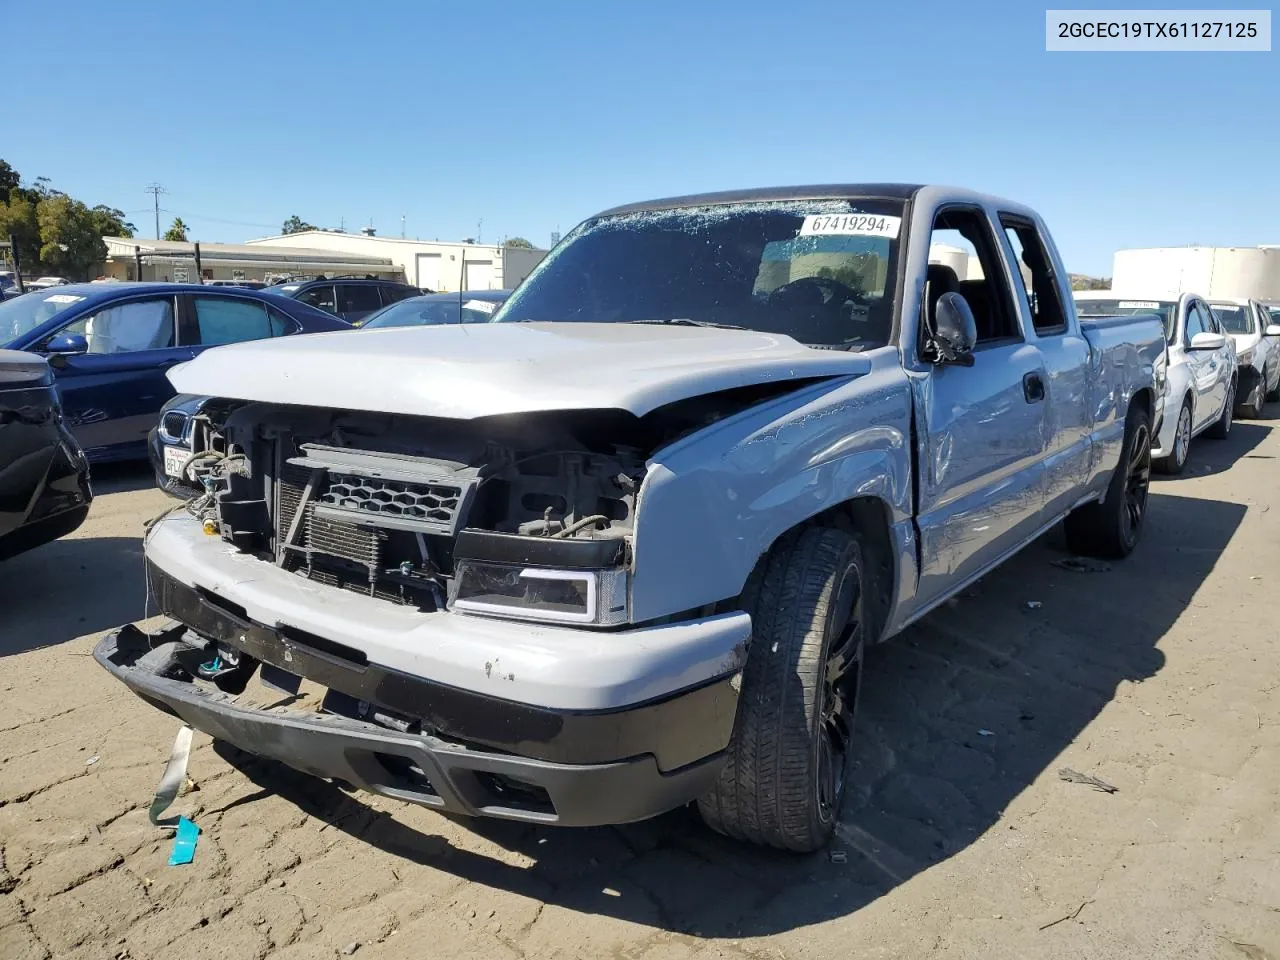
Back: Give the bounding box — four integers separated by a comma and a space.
628, 352, 914, 622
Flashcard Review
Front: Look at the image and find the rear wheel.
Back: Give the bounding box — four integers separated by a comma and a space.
697, 527, 865, 852
1207, 380, 1235, 439
1064, 403, 1151, 559
1155, 400, 1191, 476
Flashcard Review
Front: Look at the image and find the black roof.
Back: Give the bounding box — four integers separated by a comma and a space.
597, 183, 923, 217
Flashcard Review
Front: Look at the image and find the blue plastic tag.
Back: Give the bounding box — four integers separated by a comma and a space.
168, 816, 200, 866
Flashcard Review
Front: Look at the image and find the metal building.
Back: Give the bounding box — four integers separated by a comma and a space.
245, 231, 547, 292
1111, 246, 1280, 300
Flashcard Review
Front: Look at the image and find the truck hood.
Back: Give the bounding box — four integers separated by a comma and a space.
168, 322, 870, 419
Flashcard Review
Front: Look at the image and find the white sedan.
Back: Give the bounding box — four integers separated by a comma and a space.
1074, 292, 1237, 474
1209, 298, 1280, 418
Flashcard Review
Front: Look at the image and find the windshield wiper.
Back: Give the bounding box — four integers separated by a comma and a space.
627, 318, 747, 330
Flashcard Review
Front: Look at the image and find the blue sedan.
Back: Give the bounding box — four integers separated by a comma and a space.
0, 283, 350, 462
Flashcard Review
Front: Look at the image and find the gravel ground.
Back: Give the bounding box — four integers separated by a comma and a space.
1, 419, 1278, 960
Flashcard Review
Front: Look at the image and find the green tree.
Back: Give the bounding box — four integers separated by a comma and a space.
163, 217, 188, 242
0, 191, 41, 272
0, 160, 18, 197
504, 236, 534, 249
90, 204, 135, 238
36, 194, 106, 280
281, 215, 317, 235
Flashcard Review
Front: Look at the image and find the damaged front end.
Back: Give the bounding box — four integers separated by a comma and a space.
175, 381, 816, 626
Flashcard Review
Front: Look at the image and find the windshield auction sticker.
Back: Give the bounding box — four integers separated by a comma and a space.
43, 294, 85, 303
1047, 10, 1271, 51
1118, 301, 1161, 309
799, 214, 901, 239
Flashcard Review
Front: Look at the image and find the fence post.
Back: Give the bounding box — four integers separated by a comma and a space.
193, 242, 202, 283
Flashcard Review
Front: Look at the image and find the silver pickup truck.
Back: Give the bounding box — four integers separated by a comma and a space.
97, 184, 1164, 852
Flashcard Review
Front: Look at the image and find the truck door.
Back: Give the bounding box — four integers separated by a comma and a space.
999, 216, 1092, 518
913, 206, 1051, 610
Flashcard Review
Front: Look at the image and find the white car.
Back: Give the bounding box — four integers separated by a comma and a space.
1074, 291, 1237, 474
1208, 298, 1280, 418
27, 276, 71, 290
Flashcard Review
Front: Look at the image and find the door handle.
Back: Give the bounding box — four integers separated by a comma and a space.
1022, 372, 1045, 404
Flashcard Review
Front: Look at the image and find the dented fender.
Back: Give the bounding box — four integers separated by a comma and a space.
628, 349, 914, 622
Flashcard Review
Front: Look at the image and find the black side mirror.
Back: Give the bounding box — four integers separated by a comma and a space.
928, 292, 977, 366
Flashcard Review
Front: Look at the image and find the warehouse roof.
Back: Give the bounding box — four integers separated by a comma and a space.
102, 237, 394, 267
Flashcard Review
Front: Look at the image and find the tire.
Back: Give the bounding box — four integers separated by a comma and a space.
697, 527, 865, 852
1240, 376, 1265, 419
1207, 379, 1235, 439
1064, 402, 1152, 560
1154, 399, 1191, 476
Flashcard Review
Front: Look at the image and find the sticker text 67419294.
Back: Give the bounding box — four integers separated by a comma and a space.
798, 213, 902, 239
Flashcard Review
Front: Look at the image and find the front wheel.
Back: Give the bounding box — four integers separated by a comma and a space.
1239, 376, 1265, 419
1064, 403, 1152, 559
697, 527, 865, 852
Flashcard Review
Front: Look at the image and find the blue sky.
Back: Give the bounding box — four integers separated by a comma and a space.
5, 1, 1276, 275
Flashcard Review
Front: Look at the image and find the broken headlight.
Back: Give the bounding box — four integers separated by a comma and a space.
450, 561, 629, 627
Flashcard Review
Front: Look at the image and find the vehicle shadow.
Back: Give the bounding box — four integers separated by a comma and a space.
1169, 421, 1271, 479
89, 460, 157, 495
0, 535, 147, 657
215, 490, 1244, 938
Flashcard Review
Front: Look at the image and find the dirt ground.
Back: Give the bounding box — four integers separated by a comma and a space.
2, 420, 1278, 960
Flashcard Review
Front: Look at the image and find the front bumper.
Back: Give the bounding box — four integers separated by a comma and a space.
148, 427, 202, 500
96, 554, 742, 826
96, 625, 727, 826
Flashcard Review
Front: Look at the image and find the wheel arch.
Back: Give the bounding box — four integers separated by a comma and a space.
739, 495, 897, 646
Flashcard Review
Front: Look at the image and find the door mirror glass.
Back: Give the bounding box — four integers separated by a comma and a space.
1188, 331, 1226, 351
929, 292, 977, 365
44, 333, 88, 355
1265, 324, 1280, 337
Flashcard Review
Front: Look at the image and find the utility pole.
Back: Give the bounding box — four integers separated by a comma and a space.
145, 183, 166, 239
401, 214, 406, 239
477, 218, 483, 244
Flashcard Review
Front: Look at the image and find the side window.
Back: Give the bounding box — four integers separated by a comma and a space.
297, 284, 337, 314
194, 296, 273, 345
338, 284, 383, 316
927, 207, 1020, 344
1184, 302, 1207, 340
62, 298, 176, 354
1000, 217, 1068, 335
378, 285, 414, 307
266, 305, 298, 336
1203, 303, 1222, 334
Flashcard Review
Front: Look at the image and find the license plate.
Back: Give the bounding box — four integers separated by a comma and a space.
163, 444, 190, 478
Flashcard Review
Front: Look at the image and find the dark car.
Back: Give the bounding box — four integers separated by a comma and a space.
358, 289, 511, 329
0, 350, 92, 561
0, 283, 351, 463
263, 276, 422, 324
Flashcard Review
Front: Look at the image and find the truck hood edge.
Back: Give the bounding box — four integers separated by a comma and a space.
168, 322, 871, 419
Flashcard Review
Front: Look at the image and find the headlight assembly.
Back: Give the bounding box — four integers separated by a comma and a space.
450, 561, 628, 626
448, 530, 630, 627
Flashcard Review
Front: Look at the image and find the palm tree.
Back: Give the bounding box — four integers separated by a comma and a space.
163, 217, 188, 242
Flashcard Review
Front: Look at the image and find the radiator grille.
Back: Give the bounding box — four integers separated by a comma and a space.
320, 472, 464, 527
